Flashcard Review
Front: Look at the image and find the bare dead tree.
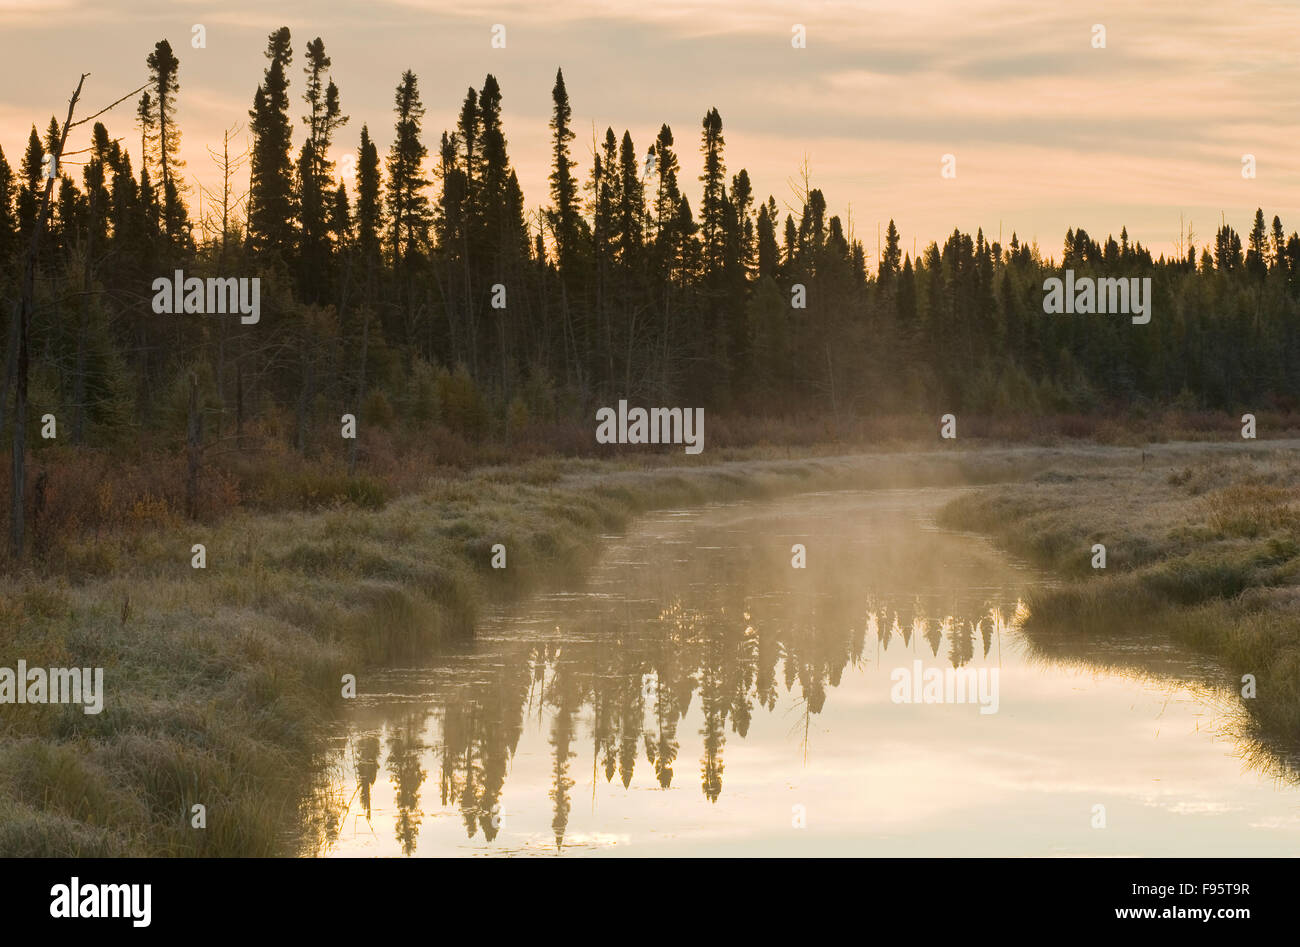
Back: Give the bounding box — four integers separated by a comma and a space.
198, 123, 250, 437
198, 124, 250, 252
185, 370, 202, 520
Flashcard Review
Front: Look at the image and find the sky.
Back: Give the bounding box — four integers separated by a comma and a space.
1, 0, 1298, 262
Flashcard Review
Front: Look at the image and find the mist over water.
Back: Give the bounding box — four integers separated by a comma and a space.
301, 489, 1300, 857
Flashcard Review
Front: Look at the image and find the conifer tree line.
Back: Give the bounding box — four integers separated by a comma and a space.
2, 27, 1298, 471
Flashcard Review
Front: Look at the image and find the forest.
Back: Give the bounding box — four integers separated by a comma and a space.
2, 27, 1298, 557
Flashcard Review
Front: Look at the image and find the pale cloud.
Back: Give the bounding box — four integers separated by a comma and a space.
0, 0, 1296, 259
0, 0, 82, 23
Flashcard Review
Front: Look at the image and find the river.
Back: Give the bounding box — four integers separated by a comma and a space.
298, 487, 1300, 856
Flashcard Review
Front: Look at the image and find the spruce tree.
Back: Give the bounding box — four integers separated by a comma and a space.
355, 124, 382, 286
755, 197, 778, 280
457, 87, 478, 239
897, 255, 917, 327
145, 39, 189, 247
476, 74, 509, 257
0, 145, 14, 265
878, 219, 901, 285
729, 168, 753, 274
1246, 208, 1268, 279
298, 37, 347, 297
698, 108, 726, 277
17, 126, 43, 239
135, 94, 160, 240
248, 27, 295, 257
616, 130, 643, 264
386, 70, 430, 265
650, 125, 680, 248
547, 68, 578, 272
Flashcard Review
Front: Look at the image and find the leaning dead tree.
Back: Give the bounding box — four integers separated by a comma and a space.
6, 74, 146, 559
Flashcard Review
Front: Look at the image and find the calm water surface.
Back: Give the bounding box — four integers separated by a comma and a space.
301, 488, 1300, 856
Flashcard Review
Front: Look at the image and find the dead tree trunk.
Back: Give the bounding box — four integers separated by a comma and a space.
185, 371, 201, 520
0, 301, 19, 438
73, 189, 97, 445
203, 124, 249, 439
349, 308, 370, 477
11, 74, 87, 559
348, 253, 373, 477
235, 364, 245, 445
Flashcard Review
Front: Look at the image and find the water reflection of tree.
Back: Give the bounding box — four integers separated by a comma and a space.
699, 629, 728, 802
549, 665, 580, 851
345, 593, 1013, 851
355, 734, 380, 820
387, 713, 428, 856
947, 618, 975, 669
923, 617, 943, 657
645, 607, 687, 788
616, 646, 646, 787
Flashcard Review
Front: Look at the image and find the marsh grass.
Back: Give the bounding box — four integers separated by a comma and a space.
939, 447, 1300, 749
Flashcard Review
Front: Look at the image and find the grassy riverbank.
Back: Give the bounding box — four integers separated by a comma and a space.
938, 442, 1300, 752
6, 438, 1296, 856
1, 445, 1076, 857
